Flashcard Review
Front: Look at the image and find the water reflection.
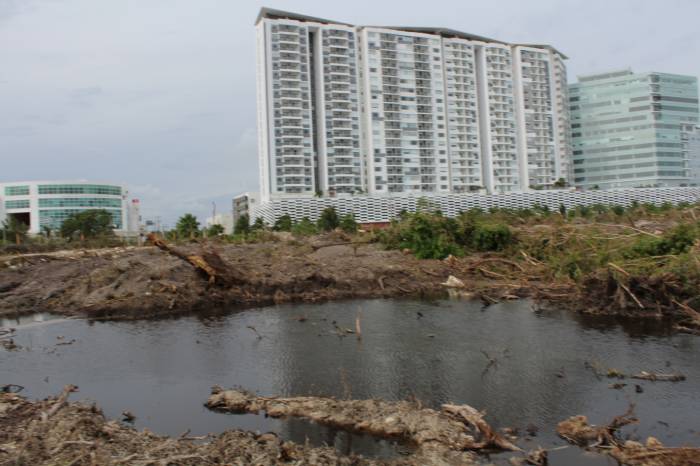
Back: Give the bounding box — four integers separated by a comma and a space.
1, 299, 698, 465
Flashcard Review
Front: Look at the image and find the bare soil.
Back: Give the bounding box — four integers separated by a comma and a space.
0, 233, 556, 320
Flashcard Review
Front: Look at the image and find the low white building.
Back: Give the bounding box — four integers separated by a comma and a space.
233, 192, 260, 230
205, 213, 234, 235
0, 180, 139, 235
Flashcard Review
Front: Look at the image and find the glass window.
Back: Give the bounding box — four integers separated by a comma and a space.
5, 199, 30, 209
4, 185, 30, 196
38, 184, 122, 196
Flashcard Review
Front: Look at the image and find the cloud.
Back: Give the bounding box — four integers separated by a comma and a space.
0, 0, 698, 227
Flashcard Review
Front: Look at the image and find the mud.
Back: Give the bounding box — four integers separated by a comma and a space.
0, 389, 386, 466
205, 388, 519, 463
0, 234, 554, 320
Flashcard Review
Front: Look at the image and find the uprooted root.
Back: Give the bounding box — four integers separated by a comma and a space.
557, 406, 700, 466
206, 388, 523, 463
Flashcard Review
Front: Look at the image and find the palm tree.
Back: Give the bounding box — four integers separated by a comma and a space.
176, 214, 200, 239
2, 217, 29, 245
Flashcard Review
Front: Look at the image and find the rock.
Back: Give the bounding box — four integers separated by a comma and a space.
442, 275, 465, 288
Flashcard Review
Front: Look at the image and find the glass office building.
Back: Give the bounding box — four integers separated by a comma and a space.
0, 181, 138, 234
570, 69, 699, 189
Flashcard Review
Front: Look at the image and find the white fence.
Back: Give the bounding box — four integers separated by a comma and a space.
253, 187, 700, 224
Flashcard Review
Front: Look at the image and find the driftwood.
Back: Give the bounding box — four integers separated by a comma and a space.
631, 371, 686, 382
558, 406, 700, 466
206, 389, 521, 462
42, 384, 78, 421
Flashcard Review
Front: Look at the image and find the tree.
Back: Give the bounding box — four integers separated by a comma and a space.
339, 214, 358, 233
2, 216, 29, 245
176, 213, 200, 239
60, 210, 114, 240
273, 214, 293, 232
292, 217, 317, 236
234, 213, 250, 236
553, 178, 568, 188
317, 207, 339, 231
207, 224, 225, 236
251, 217, 267, 232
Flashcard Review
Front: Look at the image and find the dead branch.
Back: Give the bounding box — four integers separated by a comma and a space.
147, 233, 237, 287
631, 371, 686, 382
42, 384, 79, 421
442, 404, 522, 452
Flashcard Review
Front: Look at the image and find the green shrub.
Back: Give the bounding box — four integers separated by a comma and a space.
470, 223, 513, 252
273, 214, 293, 232
626, 223, 698, 257
339, 214, 358, 233
292, 217, 318, 236
317, 207, 339, 231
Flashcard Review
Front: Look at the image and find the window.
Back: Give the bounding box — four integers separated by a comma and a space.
38, 184, 122, 196
5, 199, 30, 209
4, 185, 29, 196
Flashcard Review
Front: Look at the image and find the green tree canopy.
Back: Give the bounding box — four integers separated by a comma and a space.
317, 207, 339, 232
273, 214, 293, 232
2, 216, 30, 245
176, 213, 200, 239
339, 214, 358, 233
60, 210, 114, 240
251, 217, 267, 232
292, 217, 317, 236
207, 224, 225, 236
234, 213, 250, 236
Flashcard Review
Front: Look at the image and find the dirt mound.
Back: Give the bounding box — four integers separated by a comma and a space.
1, 236, 548, 320
206, 387, 525, 464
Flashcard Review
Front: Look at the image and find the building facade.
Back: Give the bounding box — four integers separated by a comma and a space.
0, 181, 138, 235
232, 192, 260, 231
256, 8, 572, 201
570, 70, 700, 190
682, 124, 700, 186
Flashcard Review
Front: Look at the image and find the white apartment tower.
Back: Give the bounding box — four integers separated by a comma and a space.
256, 9, 571, 201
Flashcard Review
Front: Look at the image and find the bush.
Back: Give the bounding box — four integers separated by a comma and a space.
273, 214, 293, 232
339, 214, 358, 233
627, 223, 699, 258
234, 214, 250, 236
317, 207, 339, 231
292, 217, 318, 236
470, 223, 513, 252
62, 210, 115, 240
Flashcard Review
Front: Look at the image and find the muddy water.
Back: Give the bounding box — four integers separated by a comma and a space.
2, 299, 699, 465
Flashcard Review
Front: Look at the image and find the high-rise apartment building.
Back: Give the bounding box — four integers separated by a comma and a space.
570, 70, 699, 190
682, 124, 700, 186
256, 8, 572, 201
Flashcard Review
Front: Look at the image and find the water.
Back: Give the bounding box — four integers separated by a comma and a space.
1, 299, 699, 465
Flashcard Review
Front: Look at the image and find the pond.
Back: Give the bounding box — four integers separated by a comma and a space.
2, 299, 699, 465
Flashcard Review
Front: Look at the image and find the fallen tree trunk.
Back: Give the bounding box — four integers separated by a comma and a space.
147, 234, 241, 287
206, 388, 521, 463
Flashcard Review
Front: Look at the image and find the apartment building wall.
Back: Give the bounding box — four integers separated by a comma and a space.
682, 124, 700, 185
256, 9, 571, 199
570, 70, 699, 189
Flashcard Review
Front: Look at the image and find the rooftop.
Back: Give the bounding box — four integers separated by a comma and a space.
256, 7, 567, 58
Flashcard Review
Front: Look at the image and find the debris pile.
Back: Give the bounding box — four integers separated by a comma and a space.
557, 406, 700, 466
206, 387, 546, 464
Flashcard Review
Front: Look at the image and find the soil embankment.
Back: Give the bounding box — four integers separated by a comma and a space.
0, 236, 469, 320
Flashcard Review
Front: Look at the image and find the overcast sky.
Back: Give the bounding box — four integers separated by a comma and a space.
1, 0, 698, 225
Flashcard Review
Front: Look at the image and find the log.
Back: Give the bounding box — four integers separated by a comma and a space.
631, 371, 686, 382
147, 233, 240, 287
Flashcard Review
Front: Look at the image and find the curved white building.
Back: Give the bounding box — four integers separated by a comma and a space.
0, 180, 139, 235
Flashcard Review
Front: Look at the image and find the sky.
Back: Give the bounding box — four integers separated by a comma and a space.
1, 0, 699, 226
